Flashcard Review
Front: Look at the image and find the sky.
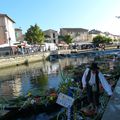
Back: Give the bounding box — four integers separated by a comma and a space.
1, 0, 120, 35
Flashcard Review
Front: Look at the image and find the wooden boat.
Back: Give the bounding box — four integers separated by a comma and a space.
1, 99, 62, 120
0, 90, 62, 120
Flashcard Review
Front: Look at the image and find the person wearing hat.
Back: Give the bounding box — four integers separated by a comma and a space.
82, 62, 112, 110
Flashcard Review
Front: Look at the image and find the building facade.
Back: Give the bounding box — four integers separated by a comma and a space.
0, 14, 16, 45
60, 28, 89, 43
88, 29, 103, 42
43, 29, 58, 44
15, 28, 24, 42
89, 29, 120, 42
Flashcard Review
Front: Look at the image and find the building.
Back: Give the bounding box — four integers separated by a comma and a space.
88, 29, 104, 42
15, 28, 24, 42
89, 29, 120, 42
60, 28, 89, 43
43, 29, 58, 44
104, 32, 120, 41
0, 13, 16, 46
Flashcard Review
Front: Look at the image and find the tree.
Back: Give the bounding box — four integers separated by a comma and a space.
93, 35, 104, 47
92, 35, 112, 47
63, 35, 73, 44
58, 35, 64, 40
25, 24, 44, 44
105, 37, 112, 44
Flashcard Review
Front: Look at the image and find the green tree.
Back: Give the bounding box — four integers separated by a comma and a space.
93, 35, 104, 47
58, 35, 64, 40
105, 37, 112, 44
93, 35, 112, 47
63, 35, 73, 44
25, 24, 44, 44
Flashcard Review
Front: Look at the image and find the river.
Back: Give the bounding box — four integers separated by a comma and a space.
0, 54, 94, 100
0, 49, 120, 99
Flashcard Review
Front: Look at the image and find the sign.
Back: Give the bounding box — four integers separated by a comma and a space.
56, 93, 74, 108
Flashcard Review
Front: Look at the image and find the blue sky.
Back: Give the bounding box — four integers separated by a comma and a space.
1, 0, 120, 35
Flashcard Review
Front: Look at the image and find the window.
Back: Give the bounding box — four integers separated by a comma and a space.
53, 33, 55, 38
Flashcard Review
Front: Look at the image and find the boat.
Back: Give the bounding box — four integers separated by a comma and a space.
0, 93, 62, 120
0, 89, 63, 120
1, 102, 62, 120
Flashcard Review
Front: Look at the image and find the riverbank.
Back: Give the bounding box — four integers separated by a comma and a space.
0, 52, 50, 69
0, 46, 118, 69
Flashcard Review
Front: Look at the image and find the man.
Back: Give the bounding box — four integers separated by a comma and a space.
82, 62, 112, 109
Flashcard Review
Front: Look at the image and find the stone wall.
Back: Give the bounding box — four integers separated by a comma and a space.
0, 52, 50, 69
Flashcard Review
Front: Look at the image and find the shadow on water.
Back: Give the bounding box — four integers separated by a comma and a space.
30, 69, 48, 89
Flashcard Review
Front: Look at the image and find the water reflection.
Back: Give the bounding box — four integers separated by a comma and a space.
31, 70, 48, 89
11, 77, 22, 96
0, 55, 93, 99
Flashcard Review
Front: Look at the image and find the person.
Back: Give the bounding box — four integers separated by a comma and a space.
82, 62, 112, 110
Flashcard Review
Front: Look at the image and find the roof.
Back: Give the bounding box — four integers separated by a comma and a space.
89, 29, 101, 34
15, 28, 22, 31
60, 28, 88, 32
44, 29, 57, 33
0, 14, 15, 23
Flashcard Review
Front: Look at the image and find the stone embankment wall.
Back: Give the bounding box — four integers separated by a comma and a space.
0, 50, 72, 69
0, 47, 117, 69
0, 52, 50, 69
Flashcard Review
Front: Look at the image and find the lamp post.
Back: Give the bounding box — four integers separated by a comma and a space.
9, 37, 11, 46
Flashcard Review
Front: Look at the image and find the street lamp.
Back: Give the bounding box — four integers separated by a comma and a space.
9, 37, 11, 46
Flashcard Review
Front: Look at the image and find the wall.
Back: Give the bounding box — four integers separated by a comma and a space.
44, 29, 58, 43
60, 28, 89, 42
0, 52, 50, 69
0, 17, 6, 44
5, 17, 16, 45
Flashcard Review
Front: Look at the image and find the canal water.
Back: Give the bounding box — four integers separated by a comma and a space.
0, 49, 120, 99
0, 54, 94, 100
